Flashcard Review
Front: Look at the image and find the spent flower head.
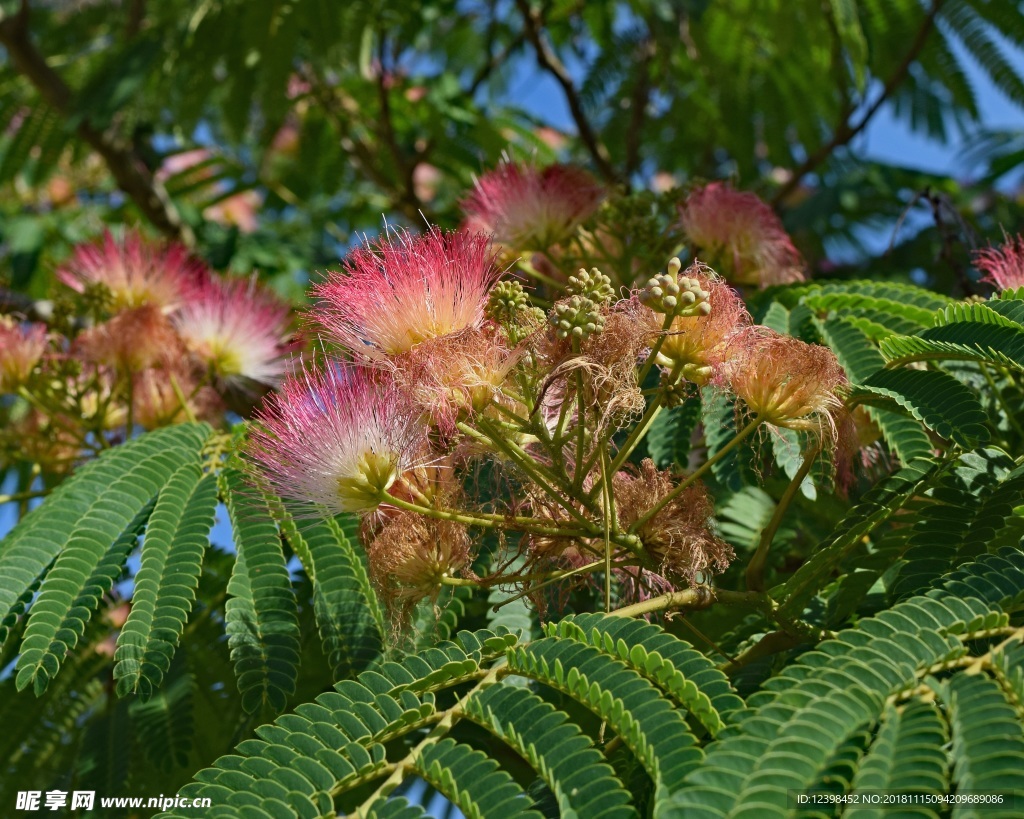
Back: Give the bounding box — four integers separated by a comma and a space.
402, 329, 521, 432
974, 233, 1024, 291
613, 460, 734, 584
461, 161, 604, 251
57, 230, 204, 312
174, 275, 293, 388
367, 512, 471, 604
679, 183, 805, 287
314, 228, 501, 360
74, 305, 180, 372
0, 317, 47, 392
248, 364, 425, 515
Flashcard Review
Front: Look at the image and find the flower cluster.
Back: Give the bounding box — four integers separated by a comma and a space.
461, 161, 604, 253
247, 170, 848, 615
1, 231, 292, 473
4, 163, 856, 621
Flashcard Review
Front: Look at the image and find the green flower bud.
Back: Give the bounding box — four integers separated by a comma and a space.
566, 266, 615, 304
550, 295, 606, 341
639, 258, 712, 317
486, 280, 531, 323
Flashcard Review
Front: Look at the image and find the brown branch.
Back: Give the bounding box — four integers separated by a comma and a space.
624, 36, 655, 180
375, 35, 423, 219
302, 65, 422, 223
515, 0, 620, 183
0, 1, 193, 245
771, 0, 944, 206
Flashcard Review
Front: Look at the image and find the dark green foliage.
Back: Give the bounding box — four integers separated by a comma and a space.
114, 465, 218, 699
221, 468, 302, 715
11, 424, 212, 694
278, 512, 384, 679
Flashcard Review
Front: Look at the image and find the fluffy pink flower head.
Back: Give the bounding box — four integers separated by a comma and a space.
726, 329, 847, 434
174, 275, 293, 387
461, 161, 604, 251
248, 364, 424, 515
58, 230, 205, 312
679, 183, 805, 287
314, 228, 501, 360
0, 316, 46, 391
974, 234, 1024, 291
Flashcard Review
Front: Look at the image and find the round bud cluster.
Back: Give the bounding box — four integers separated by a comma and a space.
550, 295, 606, 341
566, 267, 614, 305
486, 280, 531, 323
639, 257, 711, 317
659, 370, 691, 407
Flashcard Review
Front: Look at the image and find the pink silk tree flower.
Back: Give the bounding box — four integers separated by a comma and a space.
313, 228, 501, 360
57, 230, 206, 312
247, 364, 425, 515
0, 316, 47, 392
461, 161, 604, 251
974, 233, 1024, 291
726, 328, 848, 436
173, 275, 294, 388
679, 183, 805, 287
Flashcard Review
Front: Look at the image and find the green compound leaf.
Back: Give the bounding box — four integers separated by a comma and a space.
857, 367, 989, 448
463, 684, 636, 818
114, 465, 218, 699
221, 469, 301, 715
14, 425, 211, 695
551, 613, 744, 737
817, 316, 932, 464
0, 424, 210, 658
506, 636, 703, 800
941, 672, 1024, 814
279, 510, 384, 679
880, 321, 1024, 372
845, 700, 949, 818
411, 737, 543, 819
647, 394, 702, 470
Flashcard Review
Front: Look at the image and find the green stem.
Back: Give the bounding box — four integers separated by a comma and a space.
354, 665, 504, 815
745, 444, 819, 592
517, 257, 563, 290
635, 312, 675, 389
612, 585, 770, 619
630, 415, 762, 532
980, 363, 1024, 438
439, 575, 480, 587
0, 488, 50, 504
125, 370, 135, 440
169, 373, 198, 425
381, 491, 589, 539
492, 559, 607, 611
601, 447, 614, 612
465, 418, 593, 526
589, 360, 682, 500
573, 367, 587, 489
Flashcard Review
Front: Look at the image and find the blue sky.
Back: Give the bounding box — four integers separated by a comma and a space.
508, 24, 1024, 185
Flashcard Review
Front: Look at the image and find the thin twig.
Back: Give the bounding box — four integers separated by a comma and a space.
745, 443, 820, 592
771, 0, 944, 206
514, 0, 619, 182
0, 1, 193, 244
